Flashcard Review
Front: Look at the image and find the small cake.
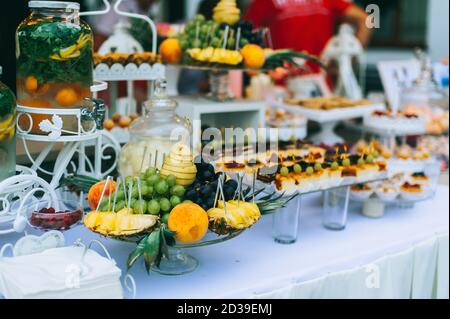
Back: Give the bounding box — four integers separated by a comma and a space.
400, 182, 424, 200
351, 183, 373, 201
411, 172, 429, 183
375, 183, 399, 202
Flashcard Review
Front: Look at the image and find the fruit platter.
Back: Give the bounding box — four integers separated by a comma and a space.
64, 143, 295, 275
214, 141, 388, 196
158, 0, 324, 72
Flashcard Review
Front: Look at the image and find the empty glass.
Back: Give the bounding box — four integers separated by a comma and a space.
272, 196, 301, 244
322, 186, 350, 231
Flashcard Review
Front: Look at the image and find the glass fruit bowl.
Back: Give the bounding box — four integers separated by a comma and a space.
26, 200, 84, 231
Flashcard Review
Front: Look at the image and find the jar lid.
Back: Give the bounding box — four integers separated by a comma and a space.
28, 1, 80, 10
144, 80, 178, 109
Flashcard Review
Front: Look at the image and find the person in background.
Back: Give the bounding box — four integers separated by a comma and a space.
244, 0, 371, 57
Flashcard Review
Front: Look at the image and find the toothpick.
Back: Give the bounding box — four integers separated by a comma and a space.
112, 177, 121, 212
222, 26, 230, 50
140, 146, 148, 174
235, 27, 241, 51
127, 180, 133, 214
137, 176, 143, 214
96, 176, 112, 212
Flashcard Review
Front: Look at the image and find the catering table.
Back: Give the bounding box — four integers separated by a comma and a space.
1, 186, 448, 299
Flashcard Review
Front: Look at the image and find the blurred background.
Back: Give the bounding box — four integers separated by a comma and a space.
1, 0, 448, 94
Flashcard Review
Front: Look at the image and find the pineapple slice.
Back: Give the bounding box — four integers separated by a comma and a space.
84, 209, 158, 237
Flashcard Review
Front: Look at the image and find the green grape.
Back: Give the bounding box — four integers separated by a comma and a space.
98, 204, 109, 212
160, 198, 171, 213
314, 163, 322, 172
342, 158, 351, 167
115, 190, 125, 202
99, 196, 110, 207
366, 155, 374, 164
372, 151, 380, 159
192, 39, 202, 48
145, 167, 157, 177
183, 200, 192, 203
280, 166, 289, 176
147, 200, 161, 215
166, 175, 177, 187
306, 167, 314, 175
140, 185, 150, 197
133, 200, 147, 215
171, 185, 186, 197
130, 186, 139, 199
331, 162, 340, 171
155, 180, 169, 195
147, 174, 160, 186
240, 38, 249, 47
147, 186, 154, 197
211, 37, 220, 47
293, 164, 302, 174
200, 24, 209, 34
357, 158, 365, 167
195, 14, 205, 22
115, 200, 126, 212
125, 176, 134, 186
170, 195, 182, 207
161, 213, 170, 224
129, 198, 137, 209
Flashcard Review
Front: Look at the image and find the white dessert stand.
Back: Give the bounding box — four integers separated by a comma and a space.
279, 102, 384, 144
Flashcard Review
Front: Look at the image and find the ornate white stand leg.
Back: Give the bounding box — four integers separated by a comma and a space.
311, 121, 343, 144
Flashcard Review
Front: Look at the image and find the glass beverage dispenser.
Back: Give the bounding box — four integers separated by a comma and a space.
16, 1, 94, 134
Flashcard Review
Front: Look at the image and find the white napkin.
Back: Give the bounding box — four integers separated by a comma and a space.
0, 246, 123, 299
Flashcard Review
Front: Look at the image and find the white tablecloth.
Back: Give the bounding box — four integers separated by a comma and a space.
1, 186, 448, 299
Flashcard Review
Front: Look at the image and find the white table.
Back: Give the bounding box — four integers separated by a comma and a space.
1, 186, 448, 299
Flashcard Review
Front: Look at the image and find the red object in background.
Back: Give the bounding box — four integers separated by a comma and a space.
245, 0, 352, 72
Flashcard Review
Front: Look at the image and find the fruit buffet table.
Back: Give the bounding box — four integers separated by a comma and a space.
1, 186, 448, 299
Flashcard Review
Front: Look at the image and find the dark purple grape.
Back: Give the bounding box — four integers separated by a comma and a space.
186, 189, 199, 201
200, 185, 213, 199
225, 179, 238, 191
201, 170, 214, 182
209, 180, 218, 190
224, 186, 235, 201
205, 197, 215, 209
200, 203, 209, 211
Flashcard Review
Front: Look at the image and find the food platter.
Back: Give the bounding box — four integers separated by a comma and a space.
279, 101, 385, 123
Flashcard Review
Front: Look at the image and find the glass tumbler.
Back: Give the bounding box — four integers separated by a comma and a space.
322, 186, 350, 231
272, 196, 301, 244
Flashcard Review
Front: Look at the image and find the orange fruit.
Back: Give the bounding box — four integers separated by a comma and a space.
241, 44, 266, 69
25, 75, 38, 93
168, 203, 209, 244
88, 180, 117, 211
55, 88, 79, 107
17, 98, 52, 133
159, 38, 182, 64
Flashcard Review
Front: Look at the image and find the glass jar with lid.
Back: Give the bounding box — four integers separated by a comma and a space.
16, 1, 93, 134
0, 66, 17, 182
400, 70, 449, 111
119, 80, 191, 177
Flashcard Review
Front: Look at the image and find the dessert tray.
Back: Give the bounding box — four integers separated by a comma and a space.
281, 98, 384, 123
215, 143, 389, 196
363, 111, 427, 136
